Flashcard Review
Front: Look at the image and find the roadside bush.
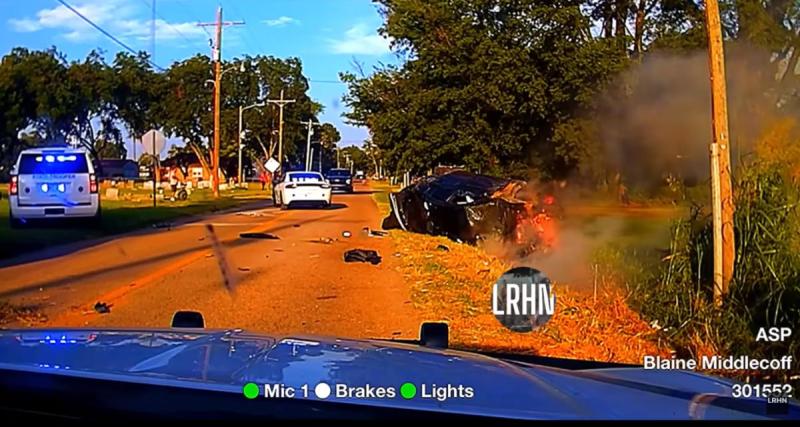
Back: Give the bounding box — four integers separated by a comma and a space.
625, 162, 800, 383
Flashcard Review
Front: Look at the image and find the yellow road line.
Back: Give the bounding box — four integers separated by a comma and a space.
49, 249, 209, 326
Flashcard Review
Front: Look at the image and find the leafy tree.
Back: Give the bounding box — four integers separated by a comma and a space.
95, 137, 127, 159
112, 52, 164, 157
64, 50, 120, 163
318, 123, 341, 149
165, 144, 199, 175
10, 48, 73, 143
162, 54, 215, 177
343, 0, 628, 178
340, 145, 371, 173
0, 47, 324, 182
0, 49, 38, 177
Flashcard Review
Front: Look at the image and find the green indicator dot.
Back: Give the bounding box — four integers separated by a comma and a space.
243, 382, 260, 399
400, 382, 417, 399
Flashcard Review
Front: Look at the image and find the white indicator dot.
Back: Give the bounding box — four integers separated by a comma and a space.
315, 382, 331, 399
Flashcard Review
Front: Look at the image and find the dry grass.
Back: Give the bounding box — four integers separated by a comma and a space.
391, 230, 671, 363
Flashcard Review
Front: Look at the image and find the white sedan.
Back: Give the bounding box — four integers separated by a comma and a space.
273, 171, 332, 209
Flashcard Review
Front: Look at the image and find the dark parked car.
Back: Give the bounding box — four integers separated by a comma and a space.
324, 168, 353, 193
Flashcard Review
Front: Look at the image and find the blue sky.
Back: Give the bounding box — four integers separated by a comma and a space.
0, 0, 398, 156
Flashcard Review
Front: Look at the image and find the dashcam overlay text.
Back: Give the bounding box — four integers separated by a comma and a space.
243, 382, 475, 402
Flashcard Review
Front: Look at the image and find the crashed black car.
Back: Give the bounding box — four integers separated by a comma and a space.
382, 171, 557, 252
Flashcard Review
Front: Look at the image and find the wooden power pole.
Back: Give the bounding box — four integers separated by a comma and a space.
704, 0, 735, 305
198, 7, 243, 198
266, 89, 295, 171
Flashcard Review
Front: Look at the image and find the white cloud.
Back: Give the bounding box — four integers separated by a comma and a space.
329, 24, 391, 55
7, 0, 206, 45
263, 16, 298, 27
9, 0, 123, 41
9, 18, 41, 32
117, 19, 207, 43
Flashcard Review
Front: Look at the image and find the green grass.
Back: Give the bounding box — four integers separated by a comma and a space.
369, 180, 397, 216
595, 164, 800, 387
0, 184, 269, 260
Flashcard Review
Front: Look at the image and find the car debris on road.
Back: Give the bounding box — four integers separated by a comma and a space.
236, 211, 267, 217
93, 302, 111, 314
362, 227, 389, 237
308, 237, 335, 244
344, 249, 382, 265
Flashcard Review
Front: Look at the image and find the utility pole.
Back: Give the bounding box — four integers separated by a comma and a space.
150, 0, 156, 66
266, 90, 295, 172
305, 119, 314, 171
238, 102, 265, 185
198, 7, 244, 198
150, 0, 156, 207
344, 153, 352, 174
704, 0, 735, 305
300, 120, 323, 171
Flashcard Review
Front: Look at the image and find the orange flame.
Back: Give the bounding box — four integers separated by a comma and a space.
514, 198, 559, 250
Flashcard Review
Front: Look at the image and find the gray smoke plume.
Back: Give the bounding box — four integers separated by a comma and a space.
599, 44, 781, 188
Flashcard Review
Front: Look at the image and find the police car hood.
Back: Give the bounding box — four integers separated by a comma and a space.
0, 328, 792, 420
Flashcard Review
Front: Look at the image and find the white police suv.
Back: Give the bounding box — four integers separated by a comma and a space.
8, 147, 100, 227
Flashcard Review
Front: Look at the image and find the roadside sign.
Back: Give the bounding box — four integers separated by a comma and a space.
265, 158, 280, 173
141, 129, 166, 158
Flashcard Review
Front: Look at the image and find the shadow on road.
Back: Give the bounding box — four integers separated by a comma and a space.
285, 203, 348, 211
0, 210, 328, 300
336, 190, 377, 195
257, 214, 338, 236
0, 199, 274, 270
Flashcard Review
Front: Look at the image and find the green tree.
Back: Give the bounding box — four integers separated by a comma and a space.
342, 0, 628, 179
318, 123, 341, 149
164, 144, 198, 175
162, 54, 215, 177
10, 48, 74, 143
95, 137, 127, 159
340, 145, 371, 173
112, 52, 164, 158
161, 55, 322, 178
64, 50, 121, 163
0, 49, 39, 178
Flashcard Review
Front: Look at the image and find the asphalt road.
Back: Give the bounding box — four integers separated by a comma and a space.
0, 183, 424, 340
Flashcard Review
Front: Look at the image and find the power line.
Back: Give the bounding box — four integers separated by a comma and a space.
308, 79, 347, 85
136, 0, 195, 46
55, 0, 164, 70
171, 0, 213, 40
220, 0, 264, 55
